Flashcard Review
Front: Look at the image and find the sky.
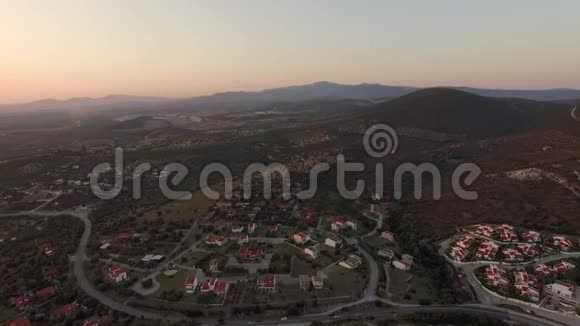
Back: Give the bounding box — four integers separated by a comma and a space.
1, 0, 579, 103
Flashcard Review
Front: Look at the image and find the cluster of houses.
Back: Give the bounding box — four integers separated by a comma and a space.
482, 260, 579, 307
484, 265, 540, 302
298, 273, 324, 291
183, 274, 230, 296
447, 225, 580, 262
206, 235, 226, 247
329, 216, 357, 232
472, 224, 578, 252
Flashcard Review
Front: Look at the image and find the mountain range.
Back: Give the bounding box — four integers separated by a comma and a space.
2, 81, 580, 114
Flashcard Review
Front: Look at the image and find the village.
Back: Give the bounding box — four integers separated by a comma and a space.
442, 223, 580, 317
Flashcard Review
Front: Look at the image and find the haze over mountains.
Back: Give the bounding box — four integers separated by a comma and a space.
2, 82, 580, 114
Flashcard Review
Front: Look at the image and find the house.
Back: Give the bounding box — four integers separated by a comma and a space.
256, 274, 276, 292
381, 230, 394, 242
485, 264, 509, 287
81, 321, 98, 326
475, 225, 494, 238
345, 221, 358, 230
200, 278, 218, 293
497, 228, 518, 242
293, 231, 311, 244
378, 248, 395, 261
393, 254, 414, 271
552, 261, 576, 273
106, 265, 128, 283
553, 235, 573, 251
52, 303, 78, 319
325, 236, 342, 248
209, 258, 220, 273
544, 281, 577, 303
238, 233, 249, 245
455, 235, 473, 249
330, 216, 345, 231
311, 274, 324, 289
339, 255, 362, 270
502, 248, 524, 261
37, 286, 57, 298
6, 317, 32, 326
516, 243, 539, 257
231, 225, 244, 233
42, 265, 59, 278
239, 247, 266, 260
522, 230, 541, 243
513, 270, 537, 285
267, 224, 278, 233
200, 278, 229, 295
40, 242, 55, 256
476, 241, 499, 260
185, 275, 198, 294
304, 246, 319, 259
392, 259, 412, 271
247, 223, 257, 234
10, 295, 31, 309
299, 275, 311, 290
533, 263, 551, 277
116, 231, 136, 240
514, 282, 540, 302
206, 235, 226, 247
449, 246, 468, 261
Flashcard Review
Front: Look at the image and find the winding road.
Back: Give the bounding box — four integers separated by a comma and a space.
571, 106, 580, 122
0, 206, 573, 325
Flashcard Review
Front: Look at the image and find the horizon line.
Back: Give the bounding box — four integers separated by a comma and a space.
2, 81, 580, 106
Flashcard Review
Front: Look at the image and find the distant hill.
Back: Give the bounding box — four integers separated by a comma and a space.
0, 95, 173, 113
2, 82, 580, 115
359, 88, 576, 138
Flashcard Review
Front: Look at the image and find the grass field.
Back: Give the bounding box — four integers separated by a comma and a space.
273, 242, 301, 257
179, 250, 211, 267
363, 235, 394, 251
141, 182, 226, 222
324, 265, 366, 298
388, 267, 436, 304
152, 268, 191, 298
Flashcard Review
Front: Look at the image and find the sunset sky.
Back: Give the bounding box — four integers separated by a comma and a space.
1, 0, 579, 103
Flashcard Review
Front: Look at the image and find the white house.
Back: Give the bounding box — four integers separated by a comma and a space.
325, 236, 342, 248
544, 281, 576, 301
185, 275, 198, 294
106, 266, 128, 283
339, 255, 362, 270
293, 231, 311, 244
304, 246, 319, 259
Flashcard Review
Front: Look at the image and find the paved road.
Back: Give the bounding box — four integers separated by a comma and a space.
572, 106, 579, 121
0, 208, 188, 321
3, 207, 574, 325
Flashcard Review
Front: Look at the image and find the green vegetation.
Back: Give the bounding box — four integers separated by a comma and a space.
325, 266, 366, 297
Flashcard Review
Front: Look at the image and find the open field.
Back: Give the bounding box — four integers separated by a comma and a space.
152, 268, 191, 299
324, 265, 366, 298
141, 183, 226, 222
388, 267, 437, 304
